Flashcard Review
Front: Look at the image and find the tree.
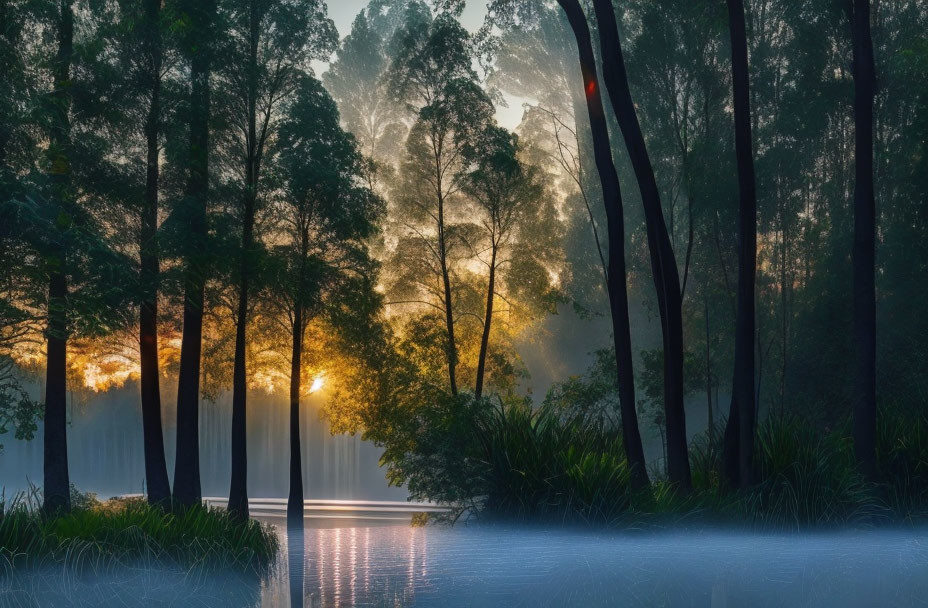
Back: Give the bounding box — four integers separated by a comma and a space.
94, 0, 176, 507
590, 0, 691, 490
720, 0, 758, 489
272, 76, 382, 521
173, 0, 218, 508
387, 12, 494, 395
553, 0, 649, 488
323, 1, 427, 186
849, 0, 876, 477
217, 0, 336, 521
41, 0, 76, 514
463, 126, 548, 400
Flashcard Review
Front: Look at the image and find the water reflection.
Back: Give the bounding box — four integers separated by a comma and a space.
287, 522, 304, 608
269, 520, 928, 608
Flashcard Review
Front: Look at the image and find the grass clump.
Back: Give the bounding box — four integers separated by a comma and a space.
0, 491, 279, 574
386, 392, 928, 531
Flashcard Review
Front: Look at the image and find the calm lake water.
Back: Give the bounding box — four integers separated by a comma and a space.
4, 516, 928, 607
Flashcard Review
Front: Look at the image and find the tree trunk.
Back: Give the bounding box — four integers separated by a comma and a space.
704, 296, 714, 442
42, 0, 74, 515
590, 0, 690, 490
437, 191, 458, 395
556, 0, 648, 489
229, 1, 263, 522
287, 305, 304, 524
139, 0, 171, 508
850, 0, 877, 478
474, 244, 497, 400
721, 0, 758, 489
173, 0, 215, 508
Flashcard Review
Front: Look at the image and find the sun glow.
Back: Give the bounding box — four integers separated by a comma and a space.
309, 375, 325, 394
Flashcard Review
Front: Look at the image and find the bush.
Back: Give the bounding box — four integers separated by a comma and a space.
381, 390, 928, 530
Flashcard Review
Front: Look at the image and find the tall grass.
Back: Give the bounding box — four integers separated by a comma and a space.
477, 402, 632, 525
0, 492, 279, 574
454, 399, 928, 530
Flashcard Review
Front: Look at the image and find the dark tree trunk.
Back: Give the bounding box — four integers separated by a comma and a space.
287, 305, 304, 524
173, 0, 215, 508
556, 0, 648, 489
228, 198, 254, 519
850, 0, 877, 478
590, 0, 691, 490
229, 2, 263, 522
42, 0, 74, 515
474, 244, 497, 400
721, 0, 758, 489
139, 0, 171, 508
437, 192, 458, 395
704, 296, 714, 442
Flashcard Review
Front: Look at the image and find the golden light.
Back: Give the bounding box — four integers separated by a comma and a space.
309, 375, 325, 394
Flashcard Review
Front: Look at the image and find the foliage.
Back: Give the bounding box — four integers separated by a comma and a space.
0, 492, 278, 573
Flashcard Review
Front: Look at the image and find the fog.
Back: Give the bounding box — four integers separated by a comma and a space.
6, 522, 928, 607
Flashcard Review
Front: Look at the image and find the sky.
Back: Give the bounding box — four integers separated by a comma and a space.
320, 0, 527, 130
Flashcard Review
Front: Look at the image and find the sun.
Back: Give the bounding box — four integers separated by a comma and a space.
309, 376, 325, 394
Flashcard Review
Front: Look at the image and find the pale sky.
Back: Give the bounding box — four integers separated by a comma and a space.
319, 0, 527, 130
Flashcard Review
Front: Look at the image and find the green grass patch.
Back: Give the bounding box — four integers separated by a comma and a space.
0, 492, 279, 574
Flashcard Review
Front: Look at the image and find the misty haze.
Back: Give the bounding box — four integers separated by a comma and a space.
1, 0, 926, 606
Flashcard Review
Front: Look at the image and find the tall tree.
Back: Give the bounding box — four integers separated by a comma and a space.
173, 0, 217, 508
590, 0, 691, 490
42, 0, 75, 514
273, 77, 382, 521
720, 0, 758, 489
219, 0, 336, 521
724, 0, 757, 487
849, 0, 876, 477
463, 126, 546, 400
554, 0, 649, 488
136, 0, 172, 506
388, 12, 493, 395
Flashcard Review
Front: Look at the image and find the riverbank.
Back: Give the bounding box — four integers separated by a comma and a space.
0, 491, 278, 573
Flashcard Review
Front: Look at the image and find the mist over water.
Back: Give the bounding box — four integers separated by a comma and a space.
6, 522, 928, 607
0, 380, 404, 501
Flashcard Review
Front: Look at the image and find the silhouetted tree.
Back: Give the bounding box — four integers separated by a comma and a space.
591, 0, 691, 490
173, 0, 217, 508
218, 0, 336, 522
554, 0, 649, 488
272, 77, 382, 520
849, 0, 877, 478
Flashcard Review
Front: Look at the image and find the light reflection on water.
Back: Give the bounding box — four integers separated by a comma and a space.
4, 519, 928, 607
264, 520, 928, 608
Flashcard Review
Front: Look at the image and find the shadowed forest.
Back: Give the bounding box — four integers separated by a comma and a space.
1, 0, 927, 540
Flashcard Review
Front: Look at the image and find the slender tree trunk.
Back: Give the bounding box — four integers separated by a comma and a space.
474, 243, 497, 400
139, 0, 171, 508
228, 1, 263, 522
556, 0, 648, 489
436, 191, 458, 395
42, 0, 74, 515
704, 296, 714, 442
173, 0, 215, 508
850, 0, 877, 478
287, 305, 304, 523
590, 0, 690, 490
720, 0, 758, 489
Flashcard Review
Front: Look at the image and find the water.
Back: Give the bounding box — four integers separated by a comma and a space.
264, 522, 928, 607
4, 514, 928, 607
0, 381, 404, 501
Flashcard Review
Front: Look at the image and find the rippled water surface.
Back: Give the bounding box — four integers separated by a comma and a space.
5, 518, 928, 607
262, 521, 928, 608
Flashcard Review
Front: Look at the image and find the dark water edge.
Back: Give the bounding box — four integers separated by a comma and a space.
4, 519, 928, 607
